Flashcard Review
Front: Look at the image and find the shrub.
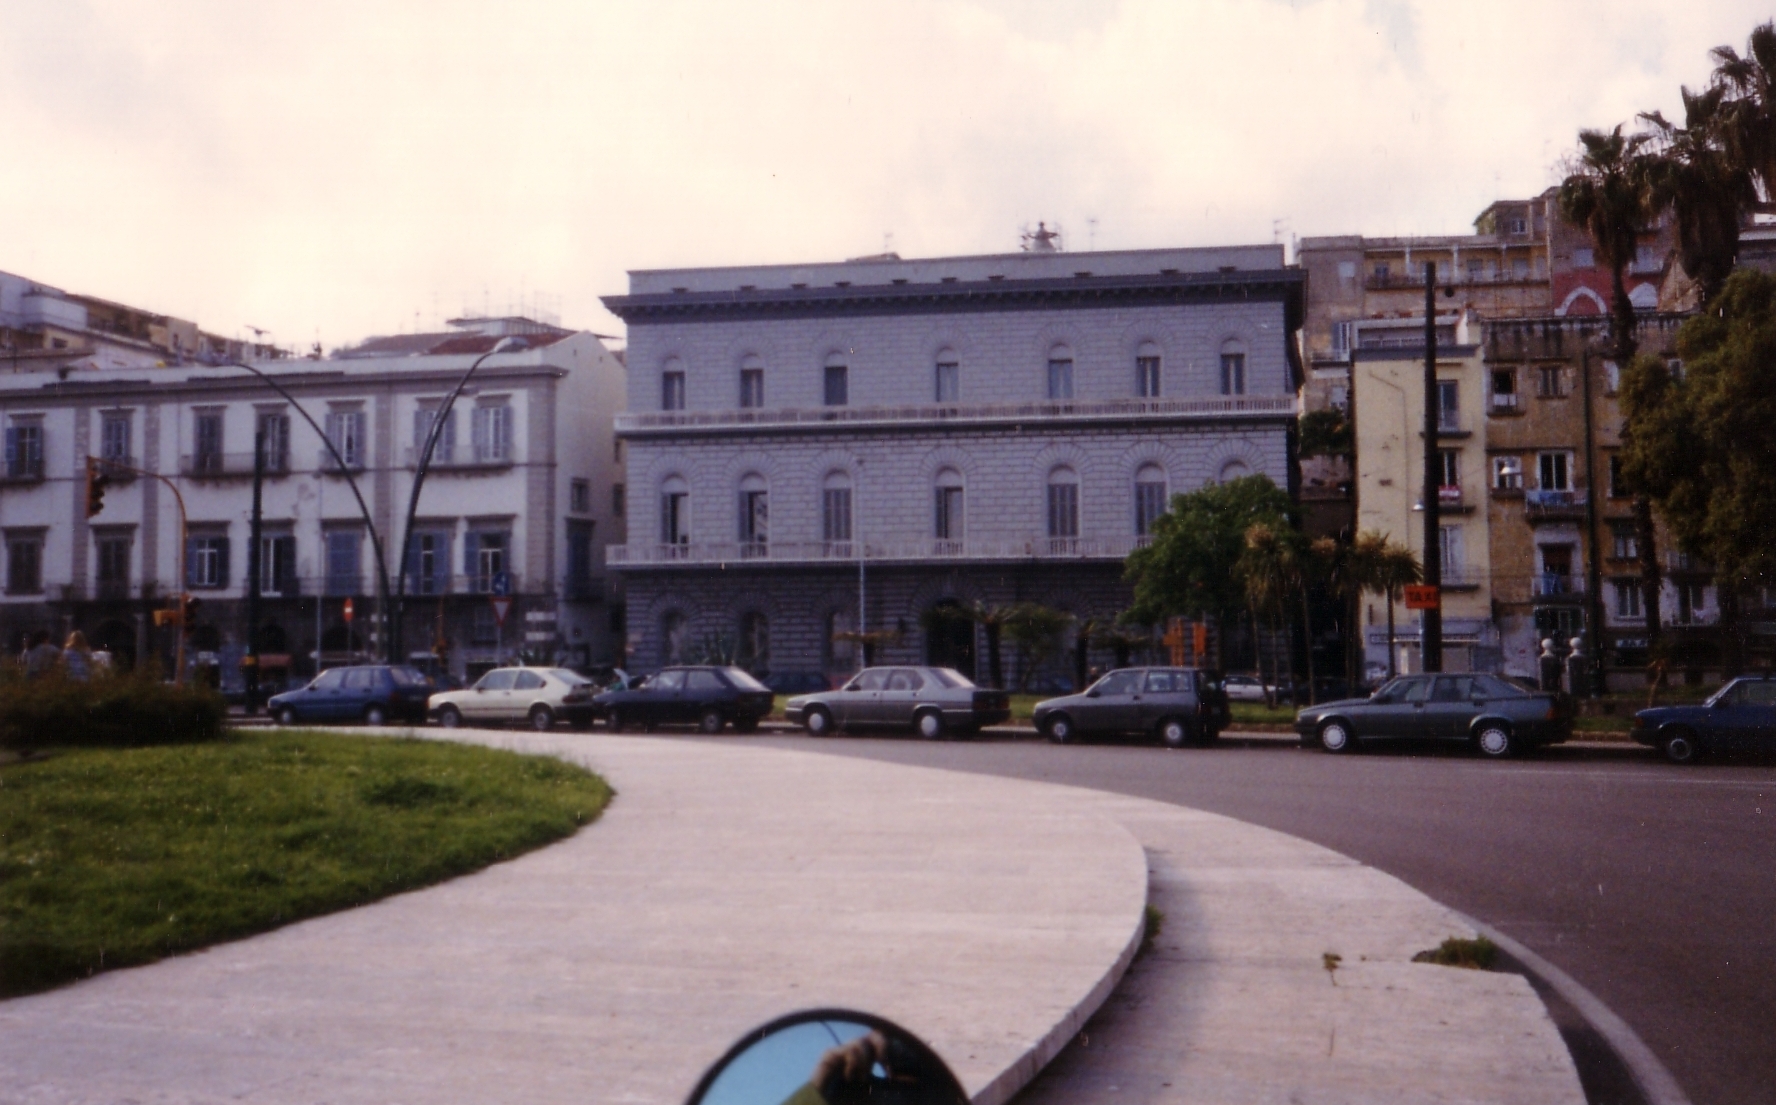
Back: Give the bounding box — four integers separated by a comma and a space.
0, 664, 225, 751
1413, 935, 1500, 971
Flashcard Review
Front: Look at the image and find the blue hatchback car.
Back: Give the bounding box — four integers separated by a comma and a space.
1632, 675, 1776, 763
268, 665, 435, 726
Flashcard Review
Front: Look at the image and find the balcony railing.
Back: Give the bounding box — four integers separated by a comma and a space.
317, 449, 367, 473
1365, 269, 1543, 291
181, 451, 293, 478
615, 394, 1297, 435
401, 445, 514, 469
1532, 574, 1584, 597
1490, 393, 1520, 413
1526, 489, 1588, 518
606, 535, 1153, 568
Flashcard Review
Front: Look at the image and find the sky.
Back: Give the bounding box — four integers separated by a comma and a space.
1, 0, 1771, 350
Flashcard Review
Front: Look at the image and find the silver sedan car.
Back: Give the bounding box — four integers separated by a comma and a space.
785, 666, 1011, 739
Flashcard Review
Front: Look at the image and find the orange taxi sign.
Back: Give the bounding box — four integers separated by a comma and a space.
1403, 585, 1441, 610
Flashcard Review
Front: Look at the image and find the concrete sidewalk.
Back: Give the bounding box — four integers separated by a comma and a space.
0, 732, 1583, 1105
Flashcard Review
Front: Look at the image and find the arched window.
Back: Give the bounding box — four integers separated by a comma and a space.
1218, 458, 1251, 483
1219, 339, 1247, 396
1046, 466, 1080, 544
739, 354, 765, 409
934, 348, 960, 402
1134, 463, 1168, 536
822, 470, 852, 549
1136, 341, 1162, 398
660, 611, 688, 664
738, 473, 768, 550
824, 352, 849, 406
934, 467, 965, 548
738, 611, 769, 674
660, 475, 690, 553
1046, 345, 1074, 400
661, 357, 686, 411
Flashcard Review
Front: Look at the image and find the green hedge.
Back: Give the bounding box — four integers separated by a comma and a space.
0, 666, 225, 751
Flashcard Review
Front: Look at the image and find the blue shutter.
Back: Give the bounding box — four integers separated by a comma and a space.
2, 428, 14, 475
216, 538, 231, 589
186, 540, 198, 588
463, 531, 480, 590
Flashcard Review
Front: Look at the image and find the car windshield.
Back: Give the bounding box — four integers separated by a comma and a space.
548, 668, 592, 686
928, 667, 975, 689
721, 667, 770, 692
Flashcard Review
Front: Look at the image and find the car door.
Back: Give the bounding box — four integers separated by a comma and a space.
1076, 669, 1143, 734
874, 669, 924, 727
467, 669, 517, 720
512, 669, 548, 721
1746, 680, 1776, 747
1424, 675, 1479, 739
683, 669, 727, 718
1137, 669, 1189, 731
304, 668, 348, 720
646, 669, 687, 724
1363, 676, 1432, 738
1708, 680, 1766, 751
834, 669, 887, 726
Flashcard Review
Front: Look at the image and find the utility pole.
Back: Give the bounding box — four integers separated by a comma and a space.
1421, 262, 1443, 673
244, 430, 265, 712
1579, 347, 1606, 696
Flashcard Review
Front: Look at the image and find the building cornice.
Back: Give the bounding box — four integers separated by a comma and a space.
0, 362, 570, 408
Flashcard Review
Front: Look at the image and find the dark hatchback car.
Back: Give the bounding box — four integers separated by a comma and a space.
1294, 672, 1571, 757
268, 665, 435, 726
1632, 675, 1776, 763
1032, 667, 1231, 747
594, 666, 776, 734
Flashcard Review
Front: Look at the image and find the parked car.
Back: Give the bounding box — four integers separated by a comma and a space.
594, 666, 776, 733
763, 671, 832, 695
428, 666, 599, 730
785, 666, 1010, 739
1631, 674, 1776, 763
1032, 667, 1231, 747
1223, 673, 1284, 703
268, 665, 435, 726
1293, 673, 1572, 757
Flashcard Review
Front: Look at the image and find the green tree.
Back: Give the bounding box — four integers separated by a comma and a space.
1643, 84, 1755, 307
1709, 21, 1776, 213
1238, 522, 1307, 706
1621, 268, 1776, 673
1002, 603, 1074, 691
1123, 474, 1293, 638
1297, 408, 1353, 458
1367, 534, 1422, 681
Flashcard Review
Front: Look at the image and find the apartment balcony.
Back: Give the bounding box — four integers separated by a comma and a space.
1489, 393, 1521, 415
614, 394, 1297, 437
181, 451, 293, 479
1364, 268, 1542, 291
401, 445, 515, 471
1413, 485, 1475, 514
606, 535, 1153, 568
1525, 488, 1588, 521
316, 449, 367, 474
1532, 574, 1585, 599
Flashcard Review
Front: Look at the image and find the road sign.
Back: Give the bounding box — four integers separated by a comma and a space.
1404, 585, 1441, 610
490, 571, 512, 597
490, 596, 512, 626
343, 597, 355, 623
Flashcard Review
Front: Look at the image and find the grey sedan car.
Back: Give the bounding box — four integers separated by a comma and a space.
785, 666, 1010, 739
1032, 667, 1231, 747
1293, 673, 1572, 757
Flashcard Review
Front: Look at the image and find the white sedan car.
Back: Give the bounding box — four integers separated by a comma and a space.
1222, 673, 1286, 703
428, 666, 598, 730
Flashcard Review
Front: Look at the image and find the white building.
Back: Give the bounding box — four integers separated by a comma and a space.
601, 245, 1304, 683
0, 317, 627, 684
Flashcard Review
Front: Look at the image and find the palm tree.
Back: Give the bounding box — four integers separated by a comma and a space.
1328, 531, 1391, 689
1709, 21, 1776, 212
1643, 85, 1756, 307
1372, 537, 1422, 681
1239, 522, 1303, 706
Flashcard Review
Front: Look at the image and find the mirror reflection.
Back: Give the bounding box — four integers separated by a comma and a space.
689, 1010, 966, 1105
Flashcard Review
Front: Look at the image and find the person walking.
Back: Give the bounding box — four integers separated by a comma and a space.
21, 631, 61, 680
62, 630, 93, 682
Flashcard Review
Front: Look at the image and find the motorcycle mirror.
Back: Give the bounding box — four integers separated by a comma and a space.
685, 1009, 966, 1105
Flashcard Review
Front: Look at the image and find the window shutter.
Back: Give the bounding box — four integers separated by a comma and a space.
185, 541, 197, 588
413, 409, 431, 451
3, 428, 14, 473
463, 531, 480, 577
216, 538, 232, 589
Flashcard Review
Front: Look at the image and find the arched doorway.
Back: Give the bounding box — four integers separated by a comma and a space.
92, 619, 137, 670
924, 599, 975, 678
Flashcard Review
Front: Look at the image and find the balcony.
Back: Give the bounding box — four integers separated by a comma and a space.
1413, 486, 1474, 514
606, 535, 1153, 568
614, 394, 1297, 437
1489, 393, 1520, 414
1525, 488, 1588, 520
401, 445, 514, 471
317, 449, 367, 474
181, 451, 293, 479
1532, 573, 1585, 598
1364, 268, 1543, 291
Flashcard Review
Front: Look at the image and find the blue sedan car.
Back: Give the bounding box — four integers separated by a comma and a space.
1632, 675, 1776, 763
268, 665, 435, 726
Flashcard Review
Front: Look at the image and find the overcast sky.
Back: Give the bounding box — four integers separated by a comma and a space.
1, 0, 1770, 350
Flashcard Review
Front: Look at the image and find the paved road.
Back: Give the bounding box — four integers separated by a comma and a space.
724, 730, 1775, 1105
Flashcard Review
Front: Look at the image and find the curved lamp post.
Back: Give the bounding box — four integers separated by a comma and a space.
222, 360, 395, 660
390, 336, 522, 662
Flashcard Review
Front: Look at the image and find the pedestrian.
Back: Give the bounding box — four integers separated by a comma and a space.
21, 630, 61, 680
62, 630, 93, 682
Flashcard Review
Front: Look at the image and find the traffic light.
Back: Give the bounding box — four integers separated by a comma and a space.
84, 456, 112, 518
181, 594, 201, 637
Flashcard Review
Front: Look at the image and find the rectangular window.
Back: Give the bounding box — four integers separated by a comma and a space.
1574, 247, 1595, 268
612, 483, 626, 516
740, 368, 765, 409
1537, 365, 1565, 398
1494, 456, 1523, 490
256, 411, 291, 471
323, 409, 365, 469
466, 531, 509, 592
3, 422, 44, 480
740, 490, 769, 547
324, 531, 361, 595
405, 531, 447, 595
1439, 525, 1464, 576
100, 414, 132, 464
1134, 480, 1167, 536
6, 537, 42, 594
1438, 449, 1460, 488
934, 361, 959, 403
193, 411, 224, 473
1467, 259, 1485, 281
471, 405, 512, 463
1490, 369, 1517, 411
660, 493, 688, 545
1220, 353, 1246, 396
1136, 356, 1161, 398
571, 479, 591, 513
566, 521, 595, 598
1611, 522, 1639, 560
96, 534, 130, 597
187, 533, 231, 590
1608, 455, 1627, 498
1675, 582, 1707, 624
1046, 482, 1079, 539
1372, 262, 1390, 281
1614, 580, 1642, 618
1047, 358, 1074, 400
821, 363, 848, 406
823, 488, 852, 543
1538, 452, 1570, 491
661, 371, 686, 411
1436, 380, 1460, 431
1512, 257, 1531, 278
260, 534, 297, 596
413, 405, 456, 464
934, 487, 963, 541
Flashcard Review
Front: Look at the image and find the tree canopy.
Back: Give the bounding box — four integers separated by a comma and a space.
1123, 474, 1292, 627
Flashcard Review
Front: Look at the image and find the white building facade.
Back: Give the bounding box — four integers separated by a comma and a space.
0, 319, 626, 684
602, 246, 1304, 683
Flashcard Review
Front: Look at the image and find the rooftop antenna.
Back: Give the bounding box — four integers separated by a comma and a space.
884, 231, 895, 254
1087, 217, 1098, 251
1020, 221, 1063, 253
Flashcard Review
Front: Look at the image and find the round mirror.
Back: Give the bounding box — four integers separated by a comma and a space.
685, 1009, 967, 1105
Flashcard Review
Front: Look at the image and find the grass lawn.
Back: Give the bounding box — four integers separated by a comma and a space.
0, 730, 611, 998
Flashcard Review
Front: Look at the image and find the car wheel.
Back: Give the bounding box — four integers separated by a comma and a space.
1318, 720, 1357, 754
438, 705, 463, 729
277, 706, 298, 727
1159, 717, 1190, 749
1661, 727, 1701, 765
606, 709, 625, 732
1474, 724, 1515, 758
364, 704, 388, 727
1044, 714, 1075, 744
804, 707, 834, 736
699, 710, 725, 735
529, 705, 555, 731
916, 710, 945, 740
